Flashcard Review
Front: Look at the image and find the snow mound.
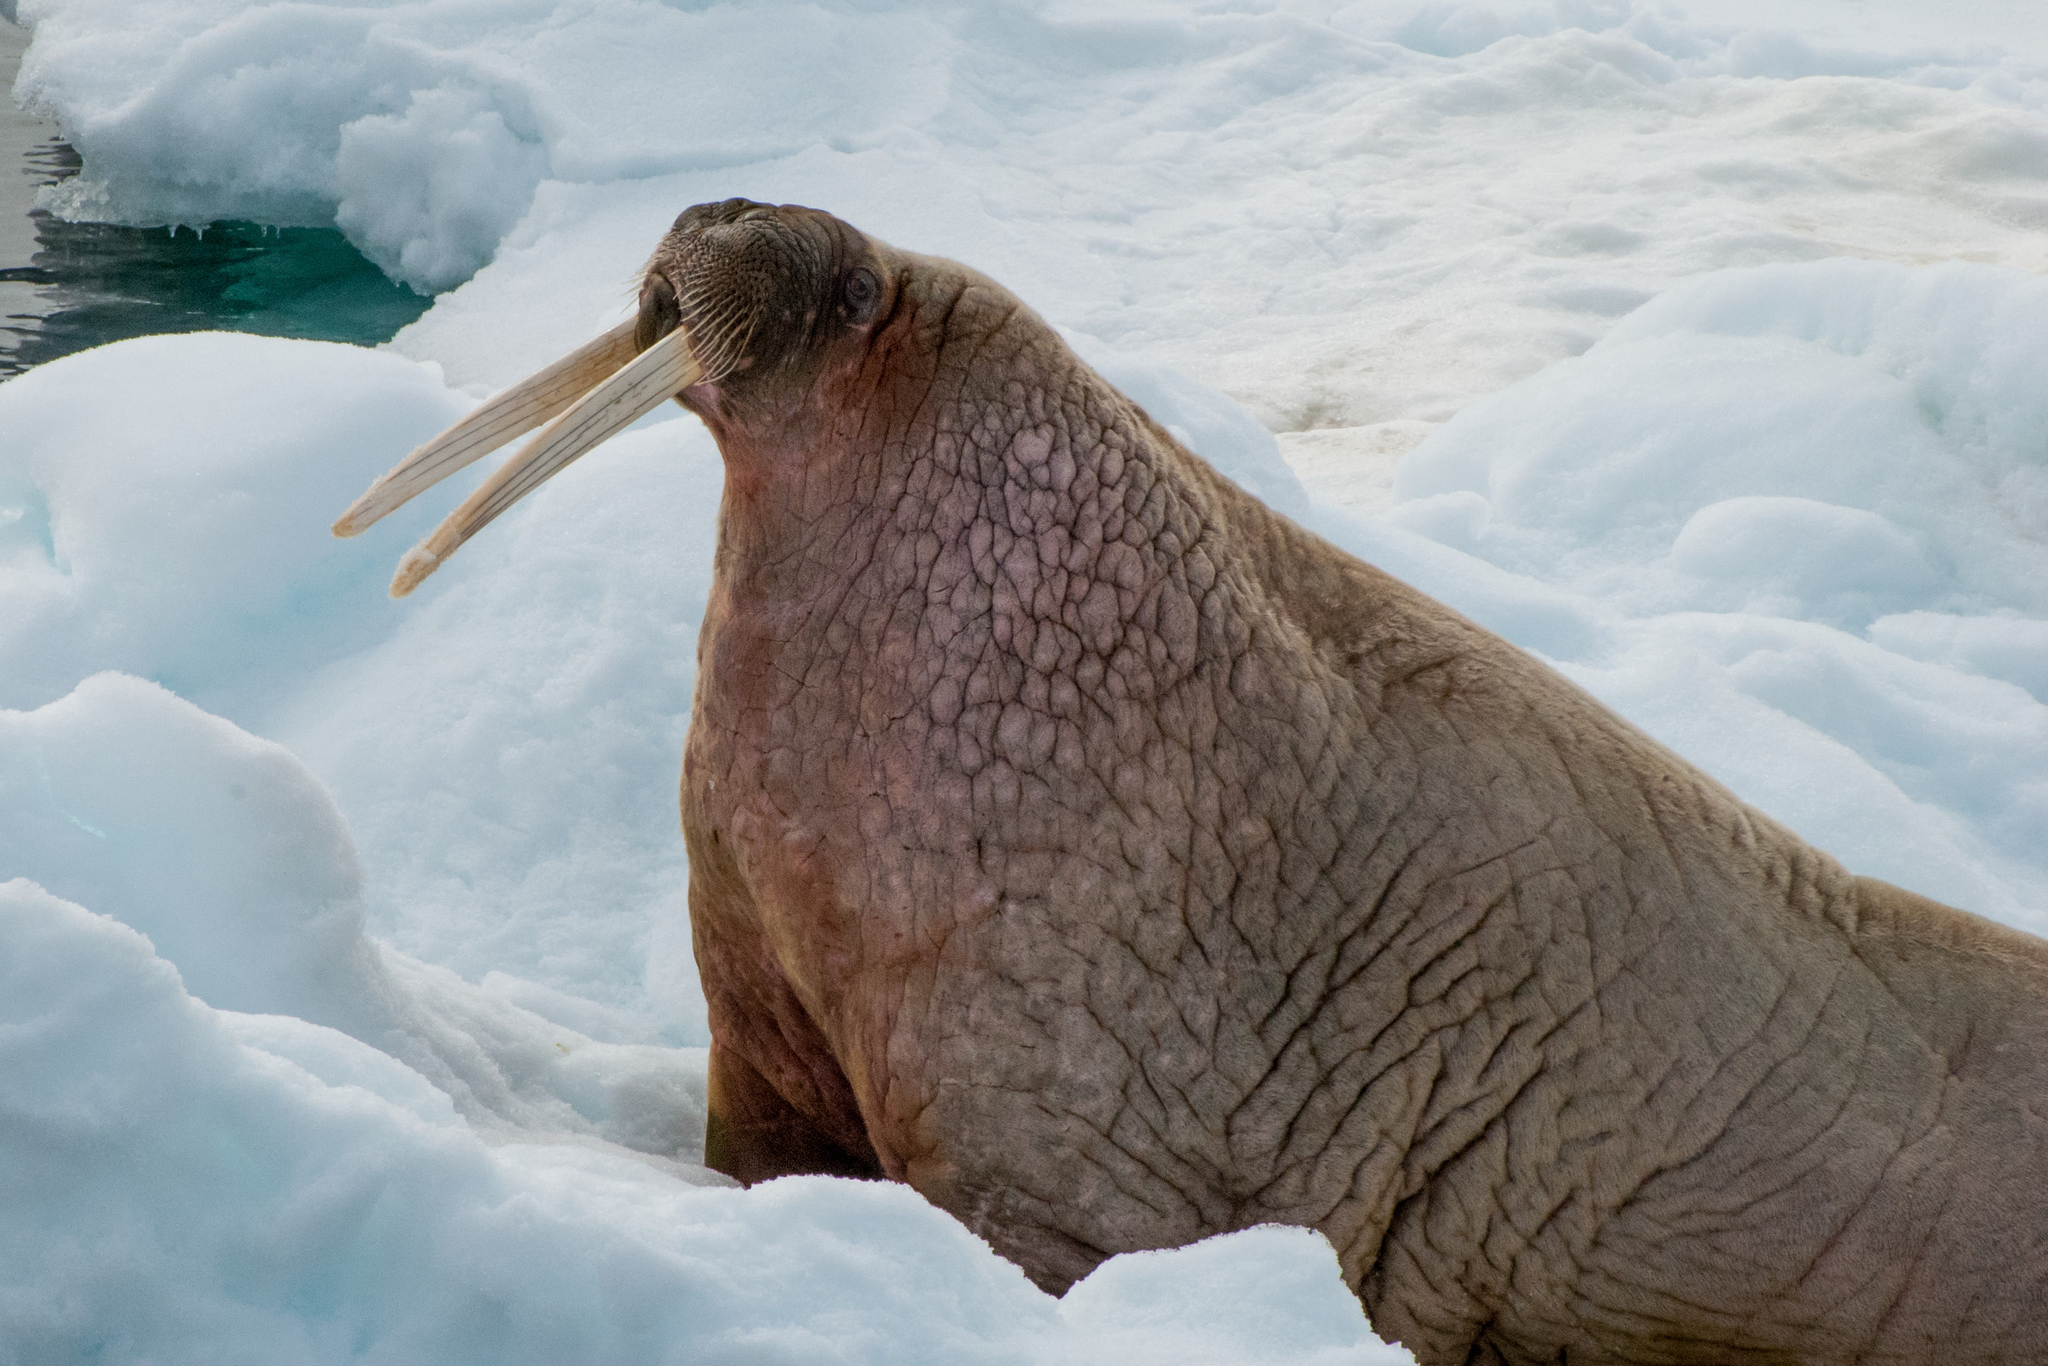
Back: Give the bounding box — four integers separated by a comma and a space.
0, 332, 466, 718
0, 881, 1402, 1364
0, 330, 718, 1029
0, 671, 714, 1154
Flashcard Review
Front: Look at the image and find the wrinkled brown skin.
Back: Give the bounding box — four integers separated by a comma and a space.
650, 200, 2048, 1364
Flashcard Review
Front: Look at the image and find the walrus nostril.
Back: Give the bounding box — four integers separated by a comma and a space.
636, 273, 681, 354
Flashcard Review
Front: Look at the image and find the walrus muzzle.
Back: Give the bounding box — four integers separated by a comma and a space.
332, 315, 704, 597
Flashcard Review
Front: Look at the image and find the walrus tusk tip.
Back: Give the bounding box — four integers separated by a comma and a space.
389, 543, 443, 598
334, 482, 390, 536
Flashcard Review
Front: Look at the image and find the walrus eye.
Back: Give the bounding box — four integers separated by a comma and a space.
843, 268, 878, 319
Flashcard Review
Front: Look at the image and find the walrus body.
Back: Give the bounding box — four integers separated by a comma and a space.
344, 200, 2048, 1363
668, 201, 2048, 1363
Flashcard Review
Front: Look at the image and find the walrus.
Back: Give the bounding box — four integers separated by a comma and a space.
337, 199, 2048, 1364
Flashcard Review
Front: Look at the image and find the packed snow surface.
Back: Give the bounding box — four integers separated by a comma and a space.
7, 0, 2048, 1361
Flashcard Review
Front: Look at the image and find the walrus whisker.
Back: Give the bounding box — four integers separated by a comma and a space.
670, 268, 759, 371
725, 309, 763, 383
683, 305, 740, 374
680, 293, 756, 385
387, 325, 702, 597
333, 319, 639, 538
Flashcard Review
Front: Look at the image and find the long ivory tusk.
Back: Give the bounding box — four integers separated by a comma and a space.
389, 326, 703, 598
333, 319, 641, 538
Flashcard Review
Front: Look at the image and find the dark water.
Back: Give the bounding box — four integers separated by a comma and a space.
1, 20, 432, 380
1, 192, 436, 377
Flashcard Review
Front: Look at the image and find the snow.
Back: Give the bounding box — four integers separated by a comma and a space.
2, 879, 1385, 1365
0, 669, 715, 1151
1, 884, 1395, 1366
7, 0, 2048, 1361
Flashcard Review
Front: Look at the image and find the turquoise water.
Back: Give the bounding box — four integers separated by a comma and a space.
1, 207, 434, 377
1, 137, 432, 379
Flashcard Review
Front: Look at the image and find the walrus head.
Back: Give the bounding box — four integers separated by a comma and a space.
333, 198, 896, 595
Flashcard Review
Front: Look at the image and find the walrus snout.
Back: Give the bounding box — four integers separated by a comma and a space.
642, 199, 877, 397
632, 200, 778, 356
